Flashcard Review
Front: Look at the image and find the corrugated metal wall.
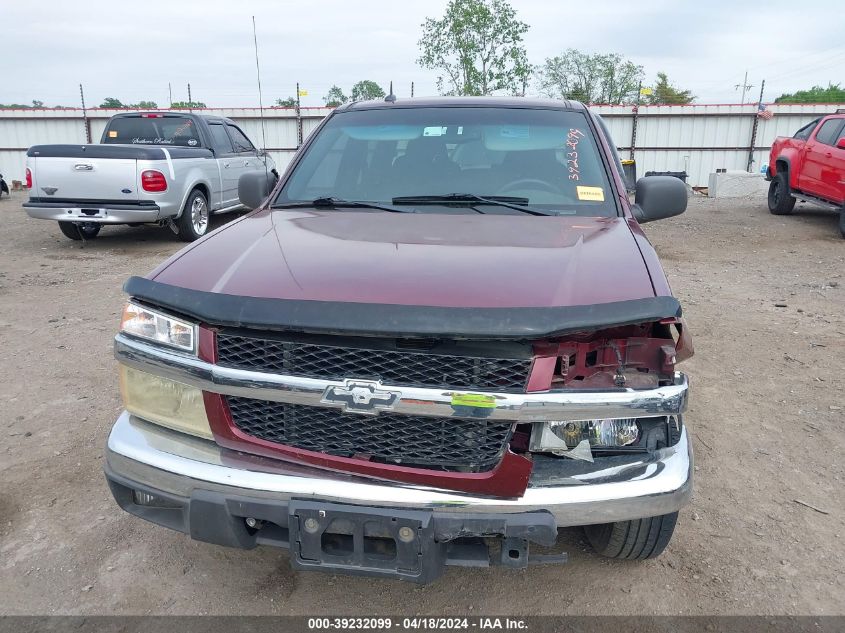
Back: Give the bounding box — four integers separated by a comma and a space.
2, 103, 843, 187
592, 103, 845, 186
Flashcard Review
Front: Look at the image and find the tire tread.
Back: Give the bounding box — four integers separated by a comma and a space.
768, 172, 796, 215
177, 188, 208, 242
585, 512, 678, 560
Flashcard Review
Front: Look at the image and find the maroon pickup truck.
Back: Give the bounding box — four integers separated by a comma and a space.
106, 97, 693, 583
767, 110, 845, 237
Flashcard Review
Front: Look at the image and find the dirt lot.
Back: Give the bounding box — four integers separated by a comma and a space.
0, 192, 843, 615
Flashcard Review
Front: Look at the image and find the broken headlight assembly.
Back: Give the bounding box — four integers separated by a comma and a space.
528, 416, 681, 461
551, 418, 640, 447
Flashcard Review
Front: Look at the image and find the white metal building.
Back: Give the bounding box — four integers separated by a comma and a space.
1, 103, 843, 188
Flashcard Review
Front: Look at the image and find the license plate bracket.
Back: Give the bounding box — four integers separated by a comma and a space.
68, 207, 107, 218
288, 500, 446, 582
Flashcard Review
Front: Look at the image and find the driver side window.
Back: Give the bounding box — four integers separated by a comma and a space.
794, 119, 819, 141
226, 124, 256, 153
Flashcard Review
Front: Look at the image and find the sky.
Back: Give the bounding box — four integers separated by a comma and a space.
2, 0, 843, 109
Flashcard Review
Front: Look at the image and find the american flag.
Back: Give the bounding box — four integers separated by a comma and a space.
757, 103, 774, 120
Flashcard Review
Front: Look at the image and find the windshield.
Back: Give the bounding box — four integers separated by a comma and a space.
102, 116, 202, 147
275, 107, 618, 216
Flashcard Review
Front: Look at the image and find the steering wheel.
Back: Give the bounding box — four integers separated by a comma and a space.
496, 178, 562, 195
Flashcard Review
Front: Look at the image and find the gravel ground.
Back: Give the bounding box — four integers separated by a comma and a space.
0, 192, 843, 615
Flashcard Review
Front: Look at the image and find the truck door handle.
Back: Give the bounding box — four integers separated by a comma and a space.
223, 162, 230, 168
243, 161, 250, 167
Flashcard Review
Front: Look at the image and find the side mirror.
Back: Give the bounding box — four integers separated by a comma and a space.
632, 176, 687, 223
238, 171, 276, 209
836, 138, 845, 150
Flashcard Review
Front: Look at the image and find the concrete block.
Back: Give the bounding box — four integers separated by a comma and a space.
707, 171, 769, 198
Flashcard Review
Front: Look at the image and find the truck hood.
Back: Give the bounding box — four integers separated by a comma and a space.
152, 209, 656, 309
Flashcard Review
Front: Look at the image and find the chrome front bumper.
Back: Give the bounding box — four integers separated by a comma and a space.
110, 332, 692, 526
106, 411, 693, 526
114, 334, 689, 422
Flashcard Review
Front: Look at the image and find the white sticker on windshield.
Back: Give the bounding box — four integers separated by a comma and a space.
423, 126, 447, 137
500, 125, 529, 139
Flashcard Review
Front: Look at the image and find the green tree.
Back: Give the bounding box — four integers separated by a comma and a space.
351, 80, 386, 102
0, 100, 73, 109
645, 72, 695, 105
170, 100, 207, 109
276, 96, 297, 107
538, 50, 644, 104
417, 0, 531, 96
323, 85, 348, 107
775, 83, 845, 104
132, 100, 158, 109
99, 97, 126, 108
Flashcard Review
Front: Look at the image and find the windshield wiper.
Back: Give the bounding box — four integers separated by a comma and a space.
391, 193, 554, 216
272, 197, 415, 213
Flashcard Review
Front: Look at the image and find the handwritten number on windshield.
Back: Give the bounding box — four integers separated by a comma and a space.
565, 129, 584, 181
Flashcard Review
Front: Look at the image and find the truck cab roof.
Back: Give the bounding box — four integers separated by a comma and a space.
110, 111, 239, 126
336, 96, 588, 112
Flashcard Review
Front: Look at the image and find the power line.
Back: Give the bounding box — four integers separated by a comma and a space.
765, 49, 845, 83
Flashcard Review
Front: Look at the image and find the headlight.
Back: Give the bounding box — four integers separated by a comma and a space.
119, 366, 213, 439
120, 301, 196, 353
528, 417, 640, 454
550, 418, 639, 448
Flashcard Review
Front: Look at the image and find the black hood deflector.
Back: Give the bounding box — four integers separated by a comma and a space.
124, 276, 681, 340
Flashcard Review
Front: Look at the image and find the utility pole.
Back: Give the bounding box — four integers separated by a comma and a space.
79, 83, 91, 144
629, 80, 642, 160
296, 82, 303, 147
187, 83, 193, 112
168, 82, 172, 108
747, 79, 766, 173
735, 71, 754, 105
411, 81, 414, 98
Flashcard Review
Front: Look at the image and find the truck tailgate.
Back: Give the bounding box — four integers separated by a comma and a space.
30, 156, 139, 201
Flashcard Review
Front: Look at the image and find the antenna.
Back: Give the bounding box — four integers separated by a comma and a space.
252, 15, 268, 175
385, 81, 396, 103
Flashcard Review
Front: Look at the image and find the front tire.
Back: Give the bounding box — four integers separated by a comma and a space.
839, 209, 845, 239
58, 221, 101, 240
177, 188, 209, 242
768, 172, 796, 215
584, 512, 678, 560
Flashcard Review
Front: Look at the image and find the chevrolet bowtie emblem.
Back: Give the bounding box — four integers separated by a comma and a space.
321, 380, 401, 415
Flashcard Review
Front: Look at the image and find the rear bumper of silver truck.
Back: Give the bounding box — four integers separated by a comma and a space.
24, 200, 165, 223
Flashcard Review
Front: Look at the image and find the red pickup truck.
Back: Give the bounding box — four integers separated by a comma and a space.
106, 97, 693, 583
767, 110, 845, 237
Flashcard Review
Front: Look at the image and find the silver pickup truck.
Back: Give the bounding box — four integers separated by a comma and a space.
23, 112, 277, 241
